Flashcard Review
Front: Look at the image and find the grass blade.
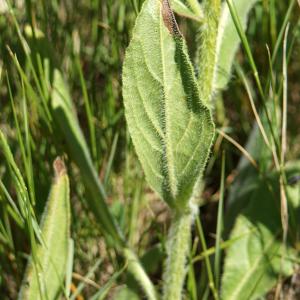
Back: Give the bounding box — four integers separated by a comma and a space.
214, 151, 225, 289
196, 216, 218, 300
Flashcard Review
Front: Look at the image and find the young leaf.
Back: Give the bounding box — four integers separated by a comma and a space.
221, 162, 300, 300
123, 0, 214, 210
19, 158, 70, 300
214, 0, 259, 90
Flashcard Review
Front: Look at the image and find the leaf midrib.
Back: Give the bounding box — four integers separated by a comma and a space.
159, 2, 177, 198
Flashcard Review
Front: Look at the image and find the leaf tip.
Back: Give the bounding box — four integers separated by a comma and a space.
53, 157, 67, 178
161, 0, 181, 36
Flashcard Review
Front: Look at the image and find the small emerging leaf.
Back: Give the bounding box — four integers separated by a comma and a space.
19, 158, 70, 300
123, 0, 214, 209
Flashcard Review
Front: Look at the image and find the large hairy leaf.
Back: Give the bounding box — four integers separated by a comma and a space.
214, 0, 259, 90
19, 158, 70, 300
221, 162, 300, 300
51, 70, 124, 246
123, 0, 214, 209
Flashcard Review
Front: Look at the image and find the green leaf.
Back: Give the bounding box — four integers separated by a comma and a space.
221, 162, 300, 300
214, 0, 259, 90
123, 0, 214, 209
19, 158, 70, 300
51, 69, 124, 246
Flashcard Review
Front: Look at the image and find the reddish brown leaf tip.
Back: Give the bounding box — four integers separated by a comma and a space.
53, 157, 67, 178
161, 0, 181, 36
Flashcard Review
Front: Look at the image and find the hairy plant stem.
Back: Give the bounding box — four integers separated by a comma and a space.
163, 208, 195, 300
123, 248, 158, 300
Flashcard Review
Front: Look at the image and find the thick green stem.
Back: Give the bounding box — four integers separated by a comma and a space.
163, 209, 195, 300
123, 248, 158, 300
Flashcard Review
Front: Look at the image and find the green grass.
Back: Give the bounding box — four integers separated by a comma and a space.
0, 0, 300, 299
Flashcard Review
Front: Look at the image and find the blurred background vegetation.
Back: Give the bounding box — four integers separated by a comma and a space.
0, 0, 300, 299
